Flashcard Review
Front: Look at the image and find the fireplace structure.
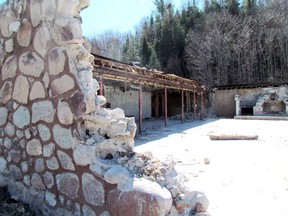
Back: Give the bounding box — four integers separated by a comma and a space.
253, 89, 288, 115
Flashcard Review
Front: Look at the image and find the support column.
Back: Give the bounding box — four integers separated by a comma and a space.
201, 92, 204, 120
186, 92, 190, 112
139, 87, 143, 133
181, 89, 184, 123
234, 94, 241, 116
99, 77, 103, 96
164, 87, 168, 127
193, 91, 196, 119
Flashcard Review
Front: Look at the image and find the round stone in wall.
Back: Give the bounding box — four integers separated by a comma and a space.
0, 81, 13, 104
1, 55, 17, 80
38, 124, 51, 142
35, 158, 45, 173
0, 107, 8, 126
48, 48, 66, 76
5, 39, 13, 53
30, 0, 42, 27
26, 139, 42, 156
56, 173, 79, 199
43, 172, 54, 189
30, 81, 46, 101
12, 75, 29, 104
49, 75, 75, 98
10, 150, 21, 163
19, 51, 44, 77
17, 19, 32, 47
31, 173, 45, 190
34, 24, 53, 57
46, 157, 59, 170
21, 161, 29, 173
32, 101, 55, 123
57, 100, 74, 125
43, 143, 55, 158
5, 122, 15, 137
0, 12, 16, 37
4, 138, 11, 149
82, 205, 96, 216
82, 173, 105, 206
57, 150, 75, 171
13, 106, 30, 129
53, 125, 76, 149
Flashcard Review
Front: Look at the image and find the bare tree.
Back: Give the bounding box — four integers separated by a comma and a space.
89, 30, 126, 61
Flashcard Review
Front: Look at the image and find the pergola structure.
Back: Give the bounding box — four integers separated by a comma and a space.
92, 54, 207, 133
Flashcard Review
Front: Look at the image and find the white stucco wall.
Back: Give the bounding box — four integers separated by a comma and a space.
104, 86, 152, 120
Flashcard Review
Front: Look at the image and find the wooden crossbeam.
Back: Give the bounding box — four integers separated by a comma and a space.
92, 55, 206, 93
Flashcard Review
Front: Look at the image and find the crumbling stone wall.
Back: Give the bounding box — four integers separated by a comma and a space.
215, 86, 288, 117
0, 1, 208, 215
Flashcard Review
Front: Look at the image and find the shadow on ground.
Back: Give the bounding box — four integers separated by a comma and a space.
135, 118, 221, 146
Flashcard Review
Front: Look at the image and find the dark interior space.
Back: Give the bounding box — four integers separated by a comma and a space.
241, 107, 254, 115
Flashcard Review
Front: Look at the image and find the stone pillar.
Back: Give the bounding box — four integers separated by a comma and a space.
234, 95, 241, 116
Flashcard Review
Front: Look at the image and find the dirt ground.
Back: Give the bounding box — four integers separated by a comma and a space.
135, 118, 288, 216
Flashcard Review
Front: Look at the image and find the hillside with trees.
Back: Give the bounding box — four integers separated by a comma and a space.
90, 0, 288, 87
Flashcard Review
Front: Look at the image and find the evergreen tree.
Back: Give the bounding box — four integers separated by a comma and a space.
226, 0, 240, 15
243, 0, 257, 15
141, 36, 151, 66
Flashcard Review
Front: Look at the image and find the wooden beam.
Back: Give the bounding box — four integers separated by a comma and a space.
93, 66, 205, 92
209, 134, 258, 140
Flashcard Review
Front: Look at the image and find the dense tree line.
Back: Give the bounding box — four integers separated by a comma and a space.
90, 0, 288, 87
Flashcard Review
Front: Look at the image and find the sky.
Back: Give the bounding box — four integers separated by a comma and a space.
0, 0, 185, 37
81, 0, 184, 37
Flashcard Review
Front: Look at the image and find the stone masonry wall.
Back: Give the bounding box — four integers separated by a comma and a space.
0, 1, 209, 215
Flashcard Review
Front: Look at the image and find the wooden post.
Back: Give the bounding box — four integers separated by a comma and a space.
164, 87, 168, 127
193, 91, 196, 119
181, 89, 184, 123
186, 92, 190, 112
99, 77, 103, 96
201, 92, 204, 120
138, 87, 142, 133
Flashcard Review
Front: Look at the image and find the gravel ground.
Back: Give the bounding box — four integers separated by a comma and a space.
135, 118, 288, 216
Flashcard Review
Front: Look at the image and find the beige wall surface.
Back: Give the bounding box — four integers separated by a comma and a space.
104, 86, 152, 119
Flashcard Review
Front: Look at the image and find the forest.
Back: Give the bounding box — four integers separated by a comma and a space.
90, 0, 288, 87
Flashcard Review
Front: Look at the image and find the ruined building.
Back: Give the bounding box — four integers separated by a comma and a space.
0, 1, 208, 216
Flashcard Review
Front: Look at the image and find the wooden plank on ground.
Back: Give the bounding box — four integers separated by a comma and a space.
209, 134, 258, 140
